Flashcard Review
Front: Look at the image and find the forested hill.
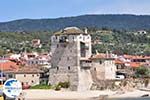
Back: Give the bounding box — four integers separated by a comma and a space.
0, 14, 150, 32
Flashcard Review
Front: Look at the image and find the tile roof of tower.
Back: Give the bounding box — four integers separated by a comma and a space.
54, 27, 85, 35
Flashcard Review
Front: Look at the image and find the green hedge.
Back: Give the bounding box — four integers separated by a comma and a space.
30, 84, 51, 89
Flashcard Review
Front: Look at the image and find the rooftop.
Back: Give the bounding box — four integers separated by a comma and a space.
90, 53, 114, 60
54, 27, 85, 35
6, 66, 43, 74
0, 60, 19, 72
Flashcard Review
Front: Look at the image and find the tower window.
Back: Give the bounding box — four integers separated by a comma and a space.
87, 36, 89, 39
24, 74, 26, 77
99, 60, 102, 64
68, 66, 70, 70
56, 67, 59, 71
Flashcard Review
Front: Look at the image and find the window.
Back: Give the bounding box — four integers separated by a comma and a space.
56, 67, 59, 71
68, 66, 70, 70
87, 36, 89, 39
37, 74, 39, 76
99, 60, 102, 64
31, 80, 34, 83
31, 61, 34, 64
94, 68, 96, 71
8, 74, 13, 78
57, 44, 59, 48
36, 61, 38, 64
24, 74, 26, 77
32, 74, 34, 77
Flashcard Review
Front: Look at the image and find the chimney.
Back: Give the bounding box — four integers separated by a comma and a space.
84, 28, 88, 34
106, 51, 109, 58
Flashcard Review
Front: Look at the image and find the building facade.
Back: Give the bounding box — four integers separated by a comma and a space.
48, 27, 117, 91
90, 53, 117, 80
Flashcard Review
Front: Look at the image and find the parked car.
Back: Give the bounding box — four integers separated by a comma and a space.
116, 75, 125, 80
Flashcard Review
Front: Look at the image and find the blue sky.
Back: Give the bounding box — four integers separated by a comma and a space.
0, 0, 150, 22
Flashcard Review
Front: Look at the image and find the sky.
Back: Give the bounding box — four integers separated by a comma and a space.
0, 0, 150, 22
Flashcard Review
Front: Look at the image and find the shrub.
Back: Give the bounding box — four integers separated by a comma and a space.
58, 81, 70, 88
30, 84, 51, 89
135, 66, 150, 78
55, 85, 61, 91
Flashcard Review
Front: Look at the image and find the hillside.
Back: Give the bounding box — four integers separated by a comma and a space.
0, 14, 150, 32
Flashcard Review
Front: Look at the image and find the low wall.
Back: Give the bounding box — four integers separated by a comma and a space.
91, 78, 150, 91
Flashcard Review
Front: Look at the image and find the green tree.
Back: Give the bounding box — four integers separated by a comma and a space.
135, 66, 150, 78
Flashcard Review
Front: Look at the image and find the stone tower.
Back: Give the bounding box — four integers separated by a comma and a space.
49, 27, 93, 91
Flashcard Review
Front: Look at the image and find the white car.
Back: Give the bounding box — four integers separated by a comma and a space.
116, 75, 125, 80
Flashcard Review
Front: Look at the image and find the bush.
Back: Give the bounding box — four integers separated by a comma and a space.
135, 67, 150, 78
30, 84, 51, 89
55, 85, 61, 91
58, 81, 70, 88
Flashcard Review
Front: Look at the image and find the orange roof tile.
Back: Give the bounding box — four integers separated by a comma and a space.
115, 59, 124, 64
129, 62, 141, 68
124, 55, 150, 60
0, 60, 19, 71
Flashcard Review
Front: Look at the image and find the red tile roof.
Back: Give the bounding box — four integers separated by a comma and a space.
128, 62, 141, 68
123, 55, 150, 60
115, 59, 124, 64
0, 60, 19, 72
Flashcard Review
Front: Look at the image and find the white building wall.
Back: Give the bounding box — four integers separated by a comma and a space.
92, 59, 116, 80
15, 73, 40, 86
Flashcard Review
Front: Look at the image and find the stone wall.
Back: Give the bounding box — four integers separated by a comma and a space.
91, 78, 150, 91
49, 42, 79, 91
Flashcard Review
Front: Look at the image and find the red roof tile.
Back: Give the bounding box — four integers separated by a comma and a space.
115, 59, 124, 64
0, 60, 19, 71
